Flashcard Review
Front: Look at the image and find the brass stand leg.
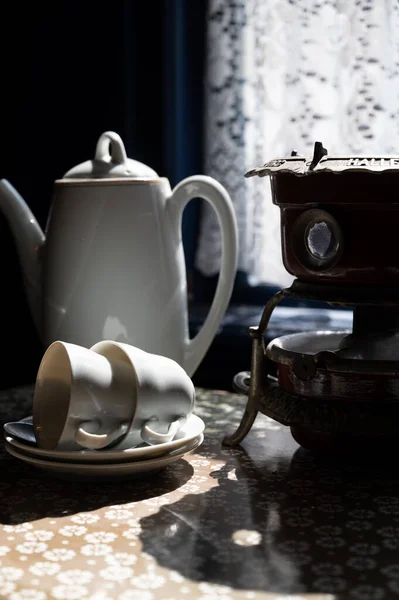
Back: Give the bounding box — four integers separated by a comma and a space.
223, 333, 266, 446
222, 290, 286, 447
222, 390, 259, 447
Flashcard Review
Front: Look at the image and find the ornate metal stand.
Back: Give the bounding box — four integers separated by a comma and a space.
223, 283, 399, 448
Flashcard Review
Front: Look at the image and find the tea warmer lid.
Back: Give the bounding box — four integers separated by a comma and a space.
245, 141, 399, 178
62, 131, 159, 179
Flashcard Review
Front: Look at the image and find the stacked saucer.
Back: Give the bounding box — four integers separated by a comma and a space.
4, 414, 204, 481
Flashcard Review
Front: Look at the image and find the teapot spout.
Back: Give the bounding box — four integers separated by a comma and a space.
0, 179, 45, 334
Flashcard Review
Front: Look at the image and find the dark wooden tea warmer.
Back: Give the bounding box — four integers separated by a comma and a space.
223, 142, 399, 453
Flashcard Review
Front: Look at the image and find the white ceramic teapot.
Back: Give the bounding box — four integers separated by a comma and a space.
0, 131, 238, 376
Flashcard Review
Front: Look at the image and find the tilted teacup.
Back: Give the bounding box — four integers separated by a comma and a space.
33, 341, 135, 451
88, 340, 195, 450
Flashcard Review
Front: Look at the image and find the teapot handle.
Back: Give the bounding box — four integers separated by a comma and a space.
166, 175, 238, 376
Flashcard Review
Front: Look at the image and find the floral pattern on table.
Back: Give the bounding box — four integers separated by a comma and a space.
0, 386, 399, 599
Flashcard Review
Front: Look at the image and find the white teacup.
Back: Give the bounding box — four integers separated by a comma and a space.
33, 341, 135, 451
89, 340, 195, 450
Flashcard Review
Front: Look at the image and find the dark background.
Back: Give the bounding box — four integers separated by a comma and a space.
0, 1, 207, 389
0, 2, 339, 393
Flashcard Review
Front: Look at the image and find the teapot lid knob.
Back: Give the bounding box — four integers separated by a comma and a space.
62, 131, 159, 179
95, 131, 128, 165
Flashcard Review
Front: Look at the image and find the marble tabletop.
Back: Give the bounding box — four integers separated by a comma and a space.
0, 385, 398, 600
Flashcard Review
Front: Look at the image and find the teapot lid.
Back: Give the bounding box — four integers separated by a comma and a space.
62, 131, 159, 179
245, 141, 399, 178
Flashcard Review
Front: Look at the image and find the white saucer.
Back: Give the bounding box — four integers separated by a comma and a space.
5, 434, 204, 481
6, 414, 205, 463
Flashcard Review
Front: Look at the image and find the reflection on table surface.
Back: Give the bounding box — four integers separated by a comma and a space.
0, 385, 398, 600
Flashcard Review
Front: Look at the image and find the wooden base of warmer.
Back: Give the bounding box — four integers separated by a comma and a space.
223, 366, 399, 450
289, 426, 399, 455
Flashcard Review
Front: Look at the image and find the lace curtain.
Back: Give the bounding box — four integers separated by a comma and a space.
194, 0, 399, 288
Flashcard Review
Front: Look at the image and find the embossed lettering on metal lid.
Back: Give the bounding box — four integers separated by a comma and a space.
313, 155, 399, 173
245, 141, 399, 178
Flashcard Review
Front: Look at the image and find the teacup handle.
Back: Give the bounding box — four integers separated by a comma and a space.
141, 417, 186, 446
75, 420, 130, 450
